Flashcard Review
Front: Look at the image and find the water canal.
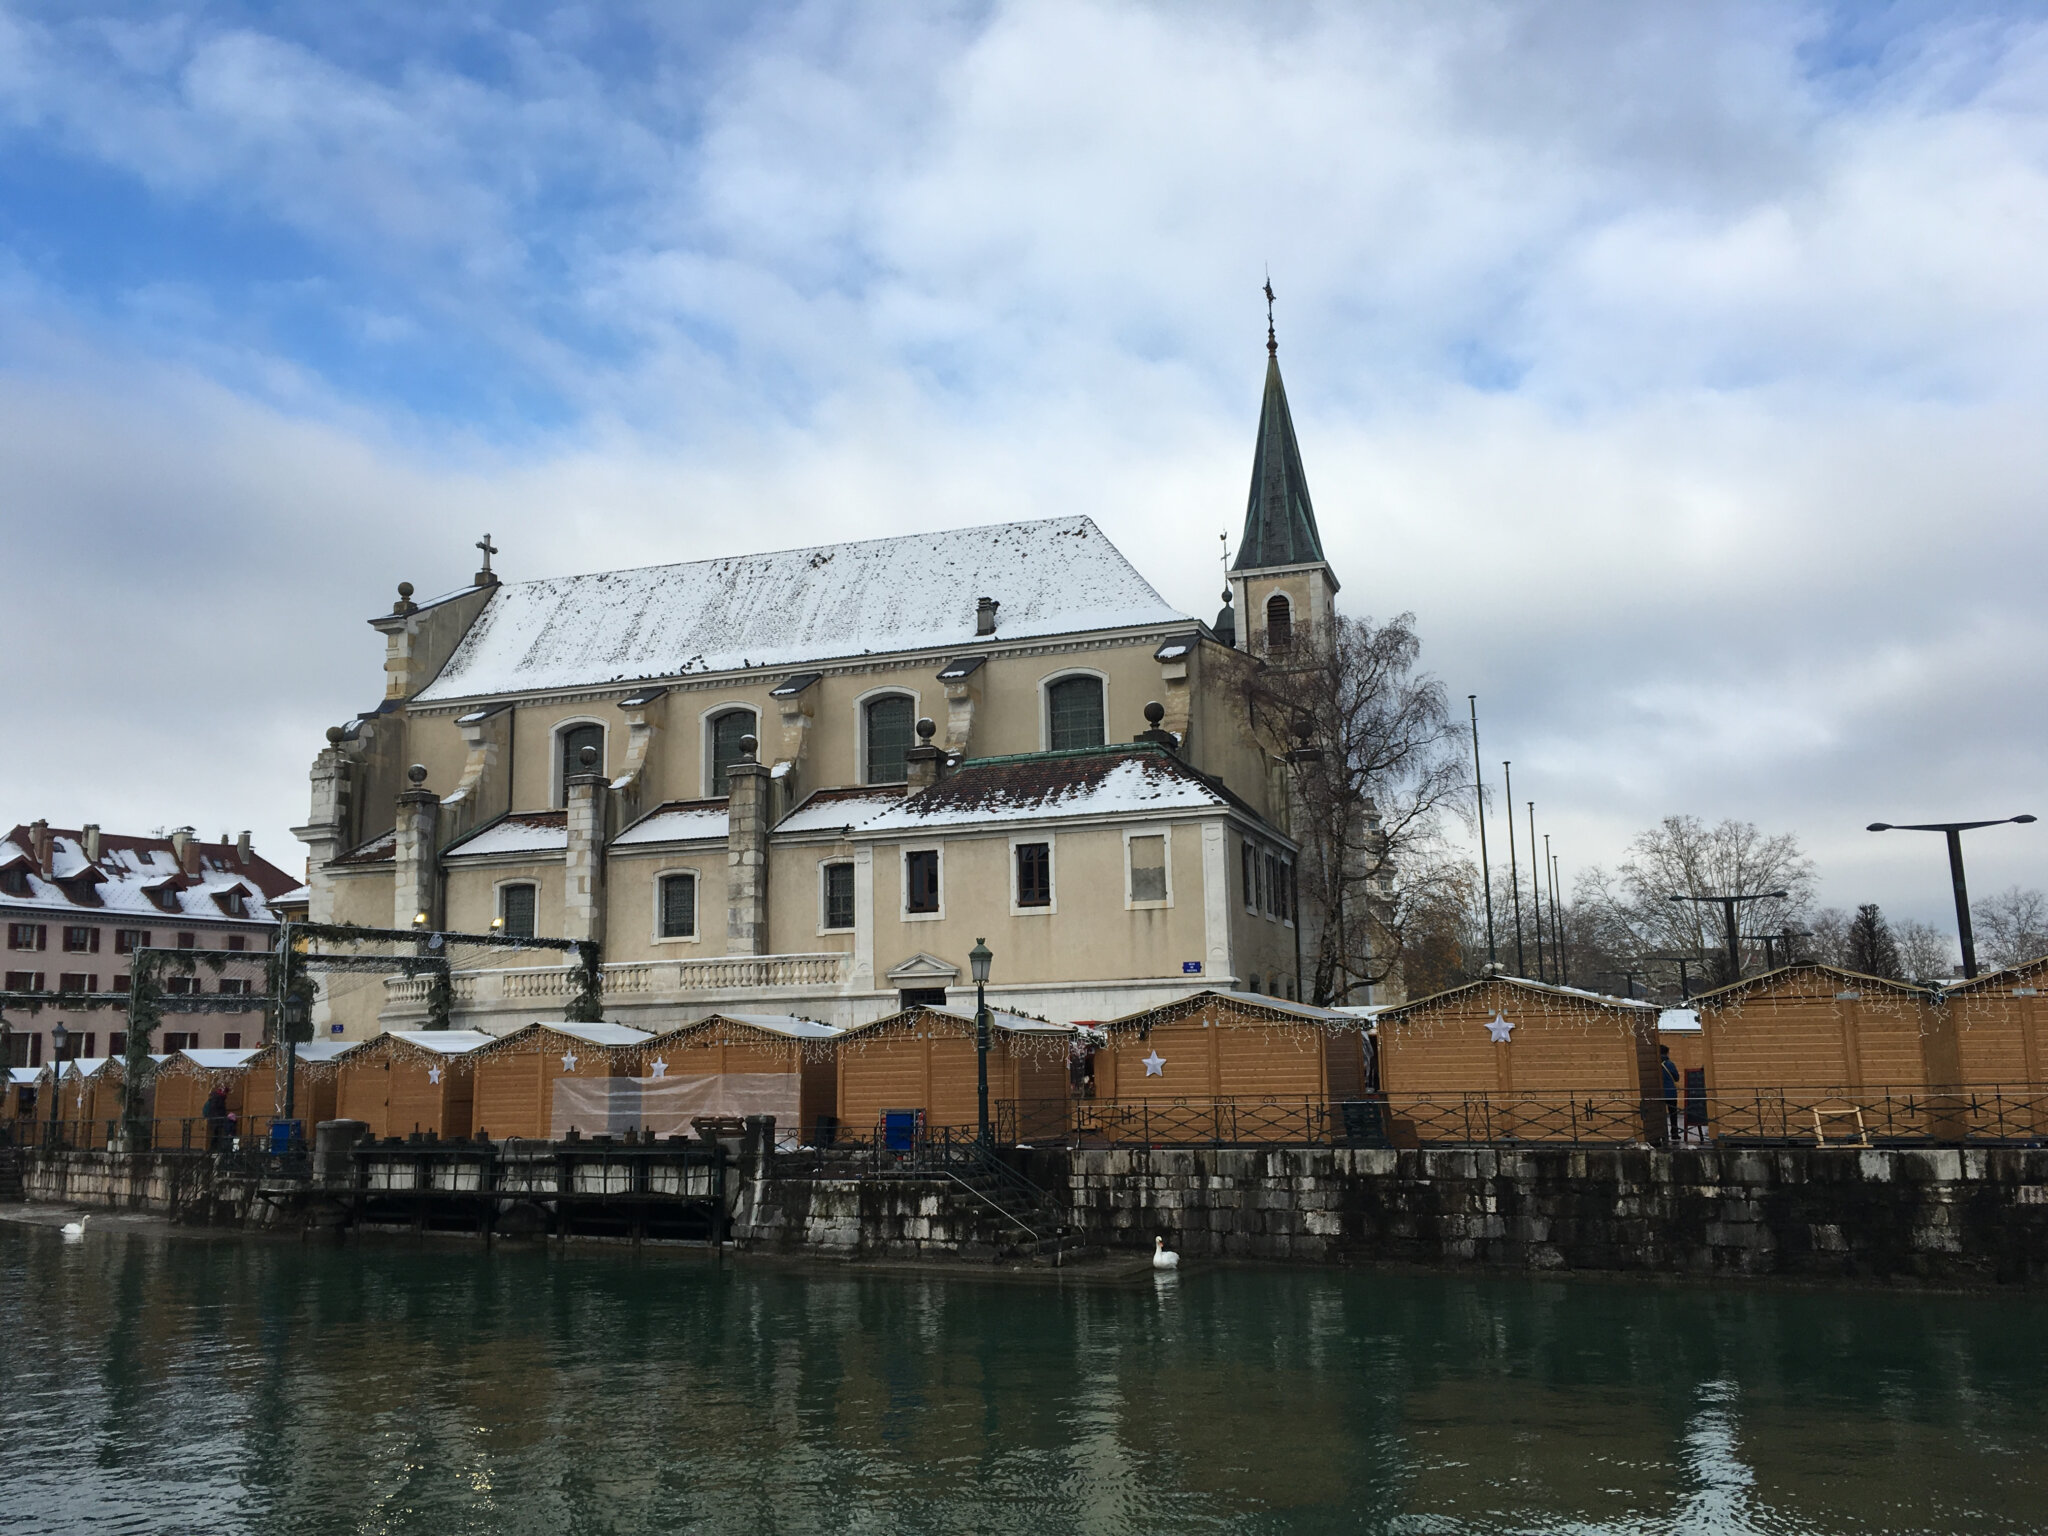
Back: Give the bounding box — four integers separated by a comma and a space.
2, 1219, 2045, 1534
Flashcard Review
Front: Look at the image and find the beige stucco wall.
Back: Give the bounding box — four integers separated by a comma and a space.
866, 821, 1211, 989
604, 846, 732, 962
765, 839, 860, 955
442, 857, 565, 940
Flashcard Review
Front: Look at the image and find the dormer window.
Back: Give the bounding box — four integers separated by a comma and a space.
150, 884, 183, 915
214, 889, 248, 918
1266, 594, 1293, 651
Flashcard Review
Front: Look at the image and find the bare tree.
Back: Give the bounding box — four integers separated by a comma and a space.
1893, 918, 1956, 983
1246, 613, 1470, 1005
1576, 816, 1815, 986
1971, 886, 2048, 972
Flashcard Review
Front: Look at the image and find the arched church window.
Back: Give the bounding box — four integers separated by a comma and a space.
1266, 594, 1293, 652
864, 695, 914, 784
709, 709, 756, 796
557, 724, 603, 807
1046, 675, 1105, 751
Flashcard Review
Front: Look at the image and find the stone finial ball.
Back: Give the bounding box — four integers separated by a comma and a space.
1144, 701, 1166, 726
579, 745, 597, 768
407, 763, 428, 785
325, 726, 345, 744
397, 581, 414, 599
916, 716, 937, 741
739, 733, 758, 760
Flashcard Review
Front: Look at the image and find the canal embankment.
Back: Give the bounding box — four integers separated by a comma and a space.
14, 1135, 2048, 1286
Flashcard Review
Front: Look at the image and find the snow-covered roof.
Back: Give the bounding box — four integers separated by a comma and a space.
412, 516, 1187, 703
843, 1004, 1072, 1039
774, 787, 907, 836
283, 1040, 361, 1064
8, 1066, 39, 1085
1103, 990, 1363, 1031
444, 812, 567, 859
547, 1022, 652, 1047
176, 1048, 262, 1071
1657, 1008, 1702, 1033
57, 1057, 113, 1080
331, 830, 396, 866
385, 1029, 498, 1055
0, 826, 296, 923
614, 802, 730, 847
855, 747, 1252, 833
709, 1013, 842, 1039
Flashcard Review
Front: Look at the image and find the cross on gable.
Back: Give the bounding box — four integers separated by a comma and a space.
475, 533, 498, 574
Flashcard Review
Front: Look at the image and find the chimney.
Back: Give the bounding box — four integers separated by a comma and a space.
82, 824, 101, 863
975, 596, 1000, 637
170, 826, 197, 875
236, 830, 252, 865
28, 819, 50, 873
725, 734, 769, 956
905, 717, 944, 792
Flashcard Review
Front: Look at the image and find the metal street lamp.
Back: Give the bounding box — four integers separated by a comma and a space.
1867, 815, 2037, 979
1668, 891, 1789, 985
969, 937, 993, 1149
280, 990, 311, 1152
48, 1021, 68, 1149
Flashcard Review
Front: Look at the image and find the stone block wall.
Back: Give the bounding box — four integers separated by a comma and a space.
738, 1175, 1038, 1261
1066, 1145, 2048, 1285
22, 1149, 269, 1227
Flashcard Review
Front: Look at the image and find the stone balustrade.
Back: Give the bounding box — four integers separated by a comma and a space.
380, 952, 853, 1024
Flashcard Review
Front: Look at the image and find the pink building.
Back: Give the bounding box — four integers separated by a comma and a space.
0, 821, 300, 1068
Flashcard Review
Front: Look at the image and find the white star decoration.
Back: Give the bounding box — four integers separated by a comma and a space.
649, 1058, 668, 1078
1484, 1013, 1515, 1044
1142, 1050, 1166, 1076
427, 1065, 443, 1084
560, 1052, 579, 1073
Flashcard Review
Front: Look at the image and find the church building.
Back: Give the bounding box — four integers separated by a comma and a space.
297, 332, 1342, 1039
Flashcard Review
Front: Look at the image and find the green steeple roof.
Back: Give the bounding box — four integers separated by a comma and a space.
1231, 345, 1326, 573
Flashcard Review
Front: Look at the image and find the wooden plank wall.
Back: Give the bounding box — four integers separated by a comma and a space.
473, 1049, 547, 1140
335, 1054, 391, 1140
1095, 1001, 1344, 1103
835, 1017, 1059, 1134
1950, 986, 2045, 1086
1701, 976, 1947, 1092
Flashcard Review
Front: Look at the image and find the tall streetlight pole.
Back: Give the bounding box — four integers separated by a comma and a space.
1867, 816, 2037, 980
1527, 802, 1546, 985
1668, 891, 1789, 985
47, 1020, 69, 1150
1467, 698, 1497, 971
1503, 762, 1525, 977
969, 937, 994, 1149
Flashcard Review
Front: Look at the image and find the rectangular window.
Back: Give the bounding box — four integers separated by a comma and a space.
1242, 843, 1258, 912
63, 926, 98, 954
1264, 852, 1284, 918
228, 936, 246, 952
218, 978, 251, 996
1015, 842, 1052, 908
1128, 834, 1168, 903
4, 971, 44, 992
500, 884, 537, 940
176, 932, 197, 950
905, 850, 940, 914
112, 974, 130, 993
162, 1032, 196, 1052
222, 1033, 241, 1050
7, 923, 46, 951
115, 929, 148, 955
659, 873, 697, 939
81, 1032, 96, 1058
166, 976, 196, 995
822, 862, 855, 931
108, 1033, 126, 1058
57, 973, 91, 993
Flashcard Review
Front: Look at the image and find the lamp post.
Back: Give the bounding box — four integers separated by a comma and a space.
280, 990, 310, 1149
48, 1021, 69, 1150
1867, 816, 2037, 980
969, 938, 993, 1149
1668, 891, 1789, 985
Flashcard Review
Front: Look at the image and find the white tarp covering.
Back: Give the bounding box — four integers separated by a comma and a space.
550, 1073, 800, 1139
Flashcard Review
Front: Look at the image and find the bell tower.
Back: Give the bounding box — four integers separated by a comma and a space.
1228, 282, 1338, 659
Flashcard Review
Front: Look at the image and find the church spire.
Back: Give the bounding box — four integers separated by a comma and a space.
1232, 282, 1326, 573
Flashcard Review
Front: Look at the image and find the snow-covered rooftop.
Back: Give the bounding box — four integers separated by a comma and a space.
614, 802, 730, 847
0, 826, 297, 924
444, 812, 567, 859
547, 1022, 652, 1047
176, 1048, 262, 1071
1657, 1009, 1702, 1033
413, 516, 1187, 702
386, 1029, 499, 1055
856, 748, 1242, 833
708, 1013, 841, 1039
774, 787, 907, 836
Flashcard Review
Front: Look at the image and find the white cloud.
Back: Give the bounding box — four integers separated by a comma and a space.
0, 0, 2044, 922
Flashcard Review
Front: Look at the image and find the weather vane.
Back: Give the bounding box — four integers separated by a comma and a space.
1263, 271, 1276, 353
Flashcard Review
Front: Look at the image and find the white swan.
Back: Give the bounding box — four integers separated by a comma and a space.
1152, 1235, 1179, 1269
60, 1214, 89, 1238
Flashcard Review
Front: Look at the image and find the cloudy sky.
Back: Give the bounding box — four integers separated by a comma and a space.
1, 1, 2043, 934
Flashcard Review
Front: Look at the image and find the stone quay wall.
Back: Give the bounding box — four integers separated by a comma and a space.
19, 1149, 273, 1227
1065, 1145, 2048, 1286
737, 1174, 1041, 1261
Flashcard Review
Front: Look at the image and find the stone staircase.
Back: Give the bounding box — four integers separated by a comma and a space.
916, 1156, 1102, 1265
